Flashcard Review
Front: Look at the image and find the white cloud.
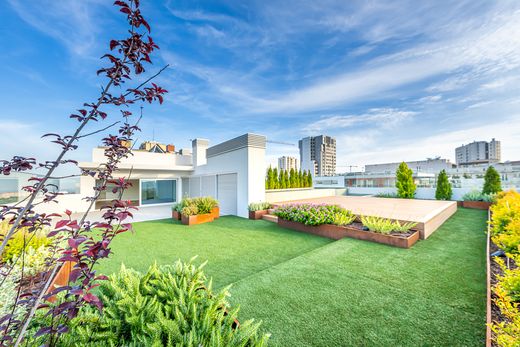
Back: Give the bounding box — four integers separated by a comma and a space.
302, 108, 417, 133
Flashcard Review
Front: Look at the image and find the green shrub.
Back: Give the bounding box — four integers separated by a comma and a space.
491, 255, 520, 345
435, 169, 452, 200
274, 204, 354, 226
176, 196, 219, 216
181, 205, 198, 216
491, 190, 520, 236
1, 245, 54, 321
462, 190, 495, 202
332, 210, 356, 226
395, 162, 416, 199
360, 216, 417, 234
0, 220, 51, 262
483, 166, 502, 195
29, 261, 269, 346
248, 202, 272, 211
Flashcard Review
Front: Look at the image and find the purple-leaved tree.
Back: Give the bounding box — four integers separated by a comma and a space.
0, 1, 168, 345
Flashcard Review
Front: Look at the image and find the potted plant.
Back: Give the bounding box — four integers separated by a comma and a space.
178, 197, 220, 226
248, 202, 272, 220
171, 203, 182, 220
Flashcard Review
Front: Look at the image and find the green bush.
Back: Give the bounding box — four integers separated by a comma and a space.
483, 166, 502, 195
435, 169, 452, 200
248, 202, 272, 211
360, 216, 417, 234
29, 261, 269, 346
175, 196, 219, 216
274, 204, 354, 226
0, 220, 51, 262
395, 162, 416, 199
462, 190, 495, 202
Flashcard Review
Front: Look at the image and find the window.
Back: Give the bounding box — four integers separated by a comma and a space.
141, 179, 176, 205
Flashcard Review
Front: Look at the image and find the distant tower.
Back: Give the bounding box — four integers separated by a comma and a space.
299, 135, 336, 176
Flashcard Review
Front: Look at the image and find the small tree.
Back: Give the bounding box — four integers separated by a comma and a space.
307, 170, 313, 187
284, 170, 290, 188
483, 166, 502, 194
396, 162, 416, 198
289, 168, 296, 188
435, 169, 452, 200
297, 170, 303, 188
272, 168, 279, 189
265, 167, 271, 189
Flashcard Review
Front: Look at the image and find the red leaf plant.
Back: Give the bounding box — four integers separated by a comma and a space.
0, 1, 168, 345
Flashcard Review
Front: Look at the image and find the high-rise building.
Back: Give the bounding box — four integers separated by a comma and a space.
455, 138, 501, 166
299, 135, 336, 176
278, 156, 299, 171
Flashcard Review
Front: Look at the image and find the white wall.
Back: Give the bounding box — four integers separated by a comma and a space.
91, 147, 192, 167
347, 187, 475, 200
194, 145, 265, 218
265, 188, 346, 203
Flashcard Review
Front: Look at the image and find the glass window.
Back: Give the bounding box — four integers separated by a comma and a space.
141, 180, 176, 205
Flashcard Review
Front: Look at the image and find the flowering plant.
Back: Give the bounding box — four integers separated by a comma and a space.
274, 204, 355, 226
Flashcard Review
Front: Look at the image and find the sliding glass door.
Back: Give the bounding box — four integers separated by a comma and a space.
140, 179, 176, 205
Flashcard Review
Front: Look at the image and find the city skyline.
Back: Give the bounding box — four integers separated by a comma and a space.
0, 1, 520, 173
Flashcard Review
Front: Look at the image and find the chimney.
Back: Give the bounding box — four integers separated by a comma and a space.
192, 138, 209, 167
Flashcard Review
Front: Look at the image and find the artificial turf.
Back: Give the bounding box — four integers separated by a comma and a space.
97, 208, 487, 346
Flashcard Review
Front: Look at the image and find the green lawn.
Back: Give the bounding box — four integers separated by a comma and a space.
98, 208, 487, 346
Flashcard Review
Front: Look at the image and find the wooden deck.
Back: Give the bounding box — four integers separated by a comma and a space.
273, 196, 457, 239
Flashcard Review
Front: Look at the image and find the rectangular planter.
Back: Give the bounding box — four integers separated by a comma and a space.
249, 210, 268, 220
172, 210, 181, 220
211, 207, 220, 219
278, 219, 419, 248
181, 213, 214, 226
462, 200, 492, 210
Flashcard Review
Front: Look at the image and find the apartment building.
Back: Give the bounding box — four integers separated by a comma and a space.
365, 158, 455, 174
278, 156, 299, 171
455, 138, 501, 165
299, 135, 336, 176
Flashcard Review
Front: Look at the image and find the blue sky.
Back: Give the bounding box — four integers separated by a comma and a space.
1, 0, 520, 173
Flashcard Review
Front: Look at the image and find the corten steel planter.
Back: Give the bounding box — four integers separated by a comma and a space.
211, 207, 220, 219
277, 219, 419, 248
181, 213, 215, 226
46, 261, 74, 303
462, 201, 492, 210
172, 210, 181, 220
249, 210, 269, 220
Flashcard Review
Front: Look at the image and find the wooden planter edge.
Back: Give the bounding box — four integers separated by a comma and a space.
277, 219, 419, 248
248, 210, 268, 220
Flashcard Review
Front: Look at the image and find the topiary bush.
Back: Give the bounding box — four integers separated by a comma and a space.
28, 260, 269, 346
483, 166, 502, 195
395, 162, 416, 199
435, 169, 452, 200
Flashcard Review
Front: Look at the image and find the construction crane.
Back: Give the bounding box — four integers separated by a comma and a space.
266, 140, 296, 146
337, 164, 359, 173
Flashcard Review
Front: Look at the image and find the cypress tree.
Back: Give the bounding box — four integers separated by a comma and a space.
435, 169, 452, 200
307, 170, 313, 187
284, 170, 290, 188
289, 168, 296, 188
273, 168, 279, 189
265, 167, 271, 189
395, 162, 416, 199
482, 166, 502, 194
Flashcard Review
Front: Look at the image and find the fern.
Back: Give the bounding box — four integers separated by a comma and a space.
28, 260, 270, 346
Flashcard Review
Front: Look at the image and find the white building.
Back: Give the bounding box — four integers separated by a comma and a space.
364, 158, 455, 174
278, 156, 299, 171
455, 138, 501, 166
299, 135, 336, 176
32, 133, 266, 218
